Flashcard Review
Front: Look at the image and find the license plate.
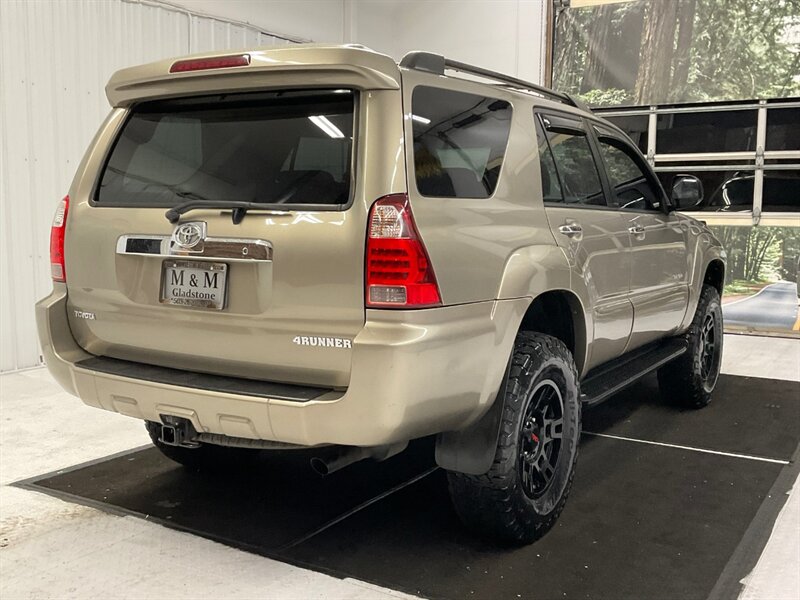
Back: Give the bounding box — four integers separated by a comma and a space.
160, 260, 228, 310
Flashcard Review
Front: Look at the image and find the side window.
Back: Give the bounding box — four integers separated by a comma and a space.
534, 117, 564, 203
544, 125, 606, 207
412, 86, 512, 198
597, 137, 662, 211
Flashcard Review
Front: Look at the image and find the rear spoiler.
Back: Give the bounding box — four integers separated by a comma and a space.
105, 44, 400, 107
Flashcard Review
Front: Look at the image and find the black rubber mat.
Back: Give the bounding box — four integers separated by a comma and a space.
283, 441, 783, 600
18, 375, 799, 600
583, 374, 800, 459
24, 438, 435, 552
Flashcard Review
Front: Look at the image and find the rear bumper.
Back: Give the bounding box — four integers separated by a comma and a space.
36, 286, 527, 447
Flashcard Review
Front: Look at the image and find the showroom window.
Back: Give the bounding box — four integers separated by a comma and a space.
411, 86, 512, 198
598, 100, 800, 336
604, 114, 648, 154
97, 89, 356, 208
655, 109, 757, 154
765, 107, 800, 151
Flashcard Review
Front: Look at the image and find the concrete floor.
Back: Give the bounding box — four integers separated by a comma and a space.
0, 334, 797, 599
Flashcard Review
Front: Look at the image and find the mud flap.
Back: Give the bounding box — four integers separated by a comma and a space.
434, 359, 510, 475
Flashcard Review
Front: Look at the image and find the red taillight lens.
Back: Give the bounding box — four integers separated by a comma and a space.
50, 195, 69, 282
169, 54, 250, 73
366, 194, 441, 308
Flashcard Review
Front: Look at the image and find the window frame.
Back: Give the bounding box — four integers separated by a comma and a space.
533, 114, 565, 204
535, 109, 613, 211
593, 126, 670, 214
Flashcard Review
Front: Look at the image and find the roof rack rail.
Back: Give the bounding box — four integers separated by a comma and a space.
399, 51, 590, 112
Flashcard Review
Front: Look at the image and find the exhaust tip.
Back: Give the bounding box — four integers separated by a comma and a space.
310, 457, 331, 476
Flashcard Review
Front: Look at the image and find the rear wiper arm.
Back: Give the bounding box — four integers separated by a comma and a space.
165, 200, 260, 225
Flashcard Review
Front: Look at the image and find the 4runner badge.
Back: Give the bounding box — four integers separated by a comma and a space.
293, 336, 352, 349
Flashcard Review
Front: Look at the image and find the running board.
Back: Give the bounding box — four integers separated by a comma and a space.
580, 339, 687, 407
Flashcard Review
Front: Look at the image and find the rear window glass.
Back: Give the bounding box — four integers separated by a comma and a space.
96, 89, 355, 208
411, 86, 512, 198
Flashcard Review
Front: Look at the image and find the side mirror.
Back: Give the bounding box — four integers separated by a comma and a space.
671, 175, 704, 210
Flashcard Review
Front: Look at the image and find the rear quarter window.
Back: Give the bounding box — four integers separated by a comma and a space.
96, 89, 355, 208
411, 86, 512, 199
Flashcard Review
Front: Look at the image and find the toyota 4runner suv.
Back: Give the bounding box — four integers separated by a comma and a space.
36, 45, 725, 544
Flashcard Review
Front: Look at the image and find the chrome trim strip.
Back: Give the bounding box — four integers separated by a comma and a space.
116, 235, 273, 262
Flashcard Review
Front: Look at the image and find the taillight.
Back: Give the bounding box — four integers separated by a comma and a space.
50, 195, 69, 282
169, 54, 250, 73
366, 194, 442, 308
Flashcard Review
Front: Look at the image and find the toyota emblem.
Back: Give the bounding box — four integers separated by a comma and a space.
172, 222, 205, 249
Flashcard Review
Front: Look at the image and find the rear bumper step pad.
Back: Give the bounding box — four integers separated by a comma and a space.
75, 356, 331, 402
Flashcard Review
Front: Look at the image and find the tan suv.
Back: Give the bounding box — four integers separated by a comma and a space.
36, 45, 726, 544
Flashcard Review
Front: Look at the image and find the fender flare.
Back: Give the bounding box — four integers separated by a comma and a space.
680, 241, 727, 331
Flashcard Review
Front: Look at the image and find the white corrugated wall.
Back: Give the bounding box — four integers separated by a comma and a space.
0, 0, 303, 372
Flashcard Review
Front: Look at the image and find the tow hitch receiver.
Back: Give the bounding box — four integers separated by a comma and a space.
158, 415, 200, 448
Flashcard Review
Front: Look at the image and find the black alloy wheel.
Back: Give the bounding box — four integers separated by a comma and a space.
698, 313, 720, 387
519, 380, 564, 499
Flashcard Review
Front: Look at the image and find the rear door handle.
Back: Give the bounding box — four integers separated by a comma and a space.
558, 223, 583, 238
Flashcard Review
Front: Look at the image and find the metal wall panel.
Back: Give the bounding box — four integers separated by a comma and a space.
0, 0, 296, 372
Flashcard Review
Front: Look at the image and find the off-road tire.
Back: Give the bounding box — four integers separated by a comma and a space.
658, 284, 723, 409
145, 421, 257, 471
446, 332, 581, 545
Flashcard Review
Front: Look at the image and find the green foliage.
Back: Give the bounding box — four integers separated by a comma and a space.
723, 279, 768, 295
577, 88, 633, 107
710, 225, 800, 285
553, 0, 800, 105
688, 0, 800, 101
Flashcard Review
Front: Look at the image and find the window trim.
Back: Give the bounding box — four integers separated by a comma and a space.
593, 127, 670, 214
535, 109, 613, 211
534, 113, 565, 204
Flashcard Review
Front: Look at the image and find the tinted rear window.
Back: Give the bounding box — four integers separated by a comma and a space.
411, 86, 512, 198
96, 89, 355, 208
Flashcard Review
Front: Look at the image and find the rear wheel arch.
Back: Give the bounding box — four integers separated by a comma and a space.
518, 290, 587, 374
435, 289, 587, 475
704, 259, 725, 295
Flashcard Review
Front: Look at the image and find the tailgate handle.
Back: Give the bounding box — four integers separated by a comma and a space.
116, 235, 272, 262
